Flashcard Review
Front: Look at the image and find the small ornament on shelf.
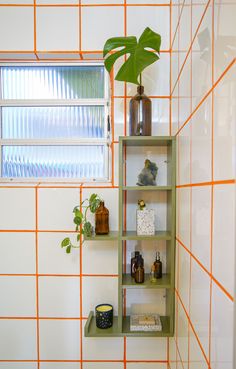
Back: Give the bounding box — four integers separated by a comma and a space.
137, 159, 158, 186
130, 313, 162, 332
136, 200, 155, 236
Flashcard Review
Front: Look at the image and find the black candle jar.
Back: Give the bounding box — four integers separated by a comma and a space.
95, 304, 113, 329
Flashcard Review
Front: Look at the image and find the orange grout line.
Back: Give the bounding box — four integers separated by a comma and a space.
79, 187, 83, 369
35, 187, 40, 369
176, 237, 234, 302
171, 0, 186, 50
0, 2, 170, 6
124, 336, 127, 369
176, 179, 236, 188
175, 58, 236, 136
0, 359, 168, 363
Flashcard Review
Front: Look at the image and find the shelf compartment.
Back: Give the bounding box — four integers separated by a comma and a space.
84, 231, 119, 241
122, 231, 172, 241
122, 274, 171, 289
122, 316, 172, 337
84, 312, 173, 337
122, 186, 172, 191
85, 312, 122, 337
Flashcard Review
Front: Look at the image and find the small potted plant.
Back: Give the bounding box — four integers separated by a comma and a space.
61, 193, 103, 253
103, 27, 161, 136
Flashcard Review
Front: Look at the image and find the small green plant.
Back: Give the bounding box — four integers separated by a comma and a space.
103, 27, 161, 85
61, 193, 101, 253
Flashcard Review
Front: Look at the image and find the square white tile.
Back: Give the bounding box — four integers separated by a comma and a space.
0, 7, 34, 50
82, 276, 118, 316
36, 7, 79, 51
177, 123, 191, 185
0, 232, 36, 274
40, 320, 80, 360
0, 364, 37, 369
213, 64, 236, 181
127, 6, 170, 50
176, 188, 191, 249
0, 320, 37, 360
191, 186, 211, 270
0, 276, 36, 317
82, 7, 124, 51
127, 364, 168, 369
192, 3, 212, 111
190, 260, 210, 358
82, 240, 118, 274
38, 188, 80, 231
177, 300, 189, 365
39, 276, 80, 317
126, 337, 167, 360
212, 184, 235, 296
0, 188, 35, 230
191, 95, 212, 184
83, 364, 123, 369
210, 283, 234, 369
177, 242, 190, 313
82, 320, 123, 360
38, 232, 80, 275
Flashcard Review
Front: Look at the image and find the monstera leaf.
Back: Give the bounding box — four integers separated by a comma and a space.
103, 27, 161, 85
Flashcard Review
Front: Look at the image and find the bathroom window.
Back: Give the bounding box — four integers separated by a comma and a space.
0, 64, 110, 181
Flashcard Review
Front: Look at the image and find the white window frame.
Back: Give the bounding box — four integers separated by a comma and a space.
0, 62, 111, 183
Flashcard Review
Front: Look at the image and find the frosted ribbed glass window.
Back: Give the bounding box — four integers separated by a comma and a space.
2, 146, 105, 179
1, 66, 104, 99
2, 106, 105, 139
0, 64, 109, 181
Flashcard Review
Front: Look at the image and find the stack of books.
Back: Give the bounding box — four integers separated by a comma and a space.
130, 313, 162, 331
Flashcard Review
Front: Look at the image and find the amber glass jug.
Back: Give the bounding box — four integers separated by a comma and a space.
129, 85, 152, 136
95, 201, 109, 235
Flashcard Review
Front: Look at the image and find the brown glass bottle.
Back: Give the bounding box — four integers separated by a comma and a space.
95, 201, 109, 235
131, 251, 140, 278
134, 255, 145, 283
129, 85, 152, 136
154, 252, 162, 279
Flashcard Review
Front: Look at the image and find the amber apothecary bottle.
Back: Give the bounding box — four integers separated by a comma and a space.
134, 255, 145, 283
95, 201, 109, 235
131, 251, 140, 278
129, 85, 152, 136
154, 252, 162, 279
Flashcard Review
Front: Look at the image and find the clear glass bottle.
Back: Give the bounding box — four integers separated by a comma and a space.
129, 85, 152, 136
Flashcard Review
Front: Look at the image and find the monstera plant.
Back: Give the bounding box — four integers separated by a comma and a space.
103, 27, 161, 136
103, 27, 161, 85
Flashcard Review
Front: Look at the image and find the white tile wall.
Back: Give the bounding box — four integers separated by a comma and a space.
38, 276, 80, 317
39, 320, 81, 360
0, 276, 36, 316
0, 188, 36, 230
0, 7, 34, 50
36, 7, 79, 51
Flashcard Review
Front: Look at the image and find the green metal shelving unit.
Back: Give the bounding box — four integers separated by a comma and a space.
85, 136, 176, 337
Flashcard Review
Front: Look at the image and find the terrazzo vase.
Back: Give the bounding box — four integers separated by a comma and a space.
136, 208, 155, 235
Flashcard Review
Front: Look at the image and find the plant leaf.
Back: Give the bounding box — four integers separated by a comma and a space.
66, 245, 72, 254
77, 233, 81, 242
90, 199, 101, 213
74, 216, 82, 226
61, 238, 70, 247
84, 221, 93, 237
103, 27, 161, 85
